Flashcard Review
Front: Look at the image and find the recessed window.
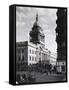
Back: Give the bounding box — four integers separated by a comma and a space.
22, 49, 24, 53
29, 49, 31, 54
22, 56, 24, 61
32, 50, 34, 54
29, 56, 31, 61
18, 56, 21, 61
32, 56, 34, 61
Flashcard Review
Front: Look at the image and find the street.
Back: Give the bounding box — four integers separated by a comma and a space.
16, 71, 66, 83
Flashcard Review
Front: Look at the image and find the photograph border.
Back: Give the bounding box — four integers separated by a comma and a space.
10, 4, 67, 85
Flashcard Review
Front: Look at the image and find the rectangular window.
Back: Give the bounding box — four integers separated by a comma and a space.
32, 56, 34, 61
29, 56, 31, 61
22, 49, 24, 53
32, 50, 34, 54
18, 56, 20, 61
22, 56, 24, 61
29, 49, 31, 54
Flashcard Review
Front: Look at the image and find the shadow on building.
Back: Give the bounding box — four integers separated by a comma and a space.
56, 8, 67, 74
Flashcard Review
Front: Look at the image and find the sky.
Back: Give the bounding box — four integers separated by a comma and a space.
16, 6, 57, 53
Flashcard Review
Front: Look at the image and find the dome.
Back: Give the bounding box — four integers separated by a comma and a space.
29, 13, 45, 44
32, 13, 45, 36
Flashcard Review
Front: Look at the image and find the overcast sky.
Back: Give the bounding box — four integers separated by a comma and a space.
16, 6, 57, 53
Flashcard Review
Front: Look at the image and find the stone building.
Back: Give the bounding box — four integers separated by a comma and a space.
16, 41, 51, 65
16, 13, 57, 68
16, 41, 36, 65
49, 52, 57, 66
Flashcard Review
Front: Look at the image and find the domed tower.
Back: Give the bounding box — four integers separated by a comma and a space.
29, 13, 45, 46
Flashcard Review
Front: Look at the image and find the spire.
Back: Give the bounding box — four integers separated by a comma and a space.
36, 12, 38, 22
33, 12, 39, 26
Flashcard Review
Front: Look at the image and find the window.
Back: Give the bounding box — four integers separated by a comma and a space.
32, 50, 34, 54
29, 49, 31, 54
22, 49, 24, 53
32, 56, 34, 61
29, 56, 31, 61
22, 56, 24, 61
18, 49, 20, 54
18, 56, 21, 61
30, 49, 35, 54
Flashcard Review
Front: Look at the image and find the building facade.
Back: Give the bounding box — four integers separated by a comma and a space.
56, 9, 67, 73
16, 41, 52, 65
16, 13, 56, 68
49, 52, 57, 66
